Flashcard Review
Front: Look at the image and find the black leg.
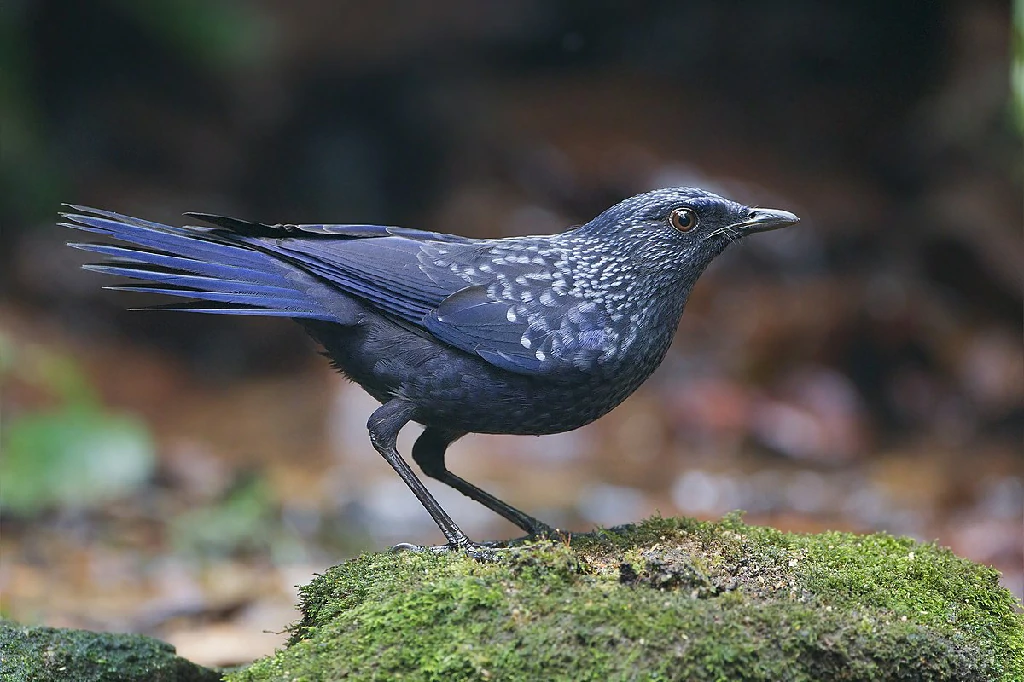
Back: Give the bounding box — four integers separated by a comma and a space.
412, 427, 555, 537
367, 400, 474, 550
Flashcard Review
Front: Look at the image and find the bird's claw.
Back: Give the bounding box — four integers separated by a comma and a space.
389, 540, 505, 561
390, 542, 424, 552
511, 523, 569, 545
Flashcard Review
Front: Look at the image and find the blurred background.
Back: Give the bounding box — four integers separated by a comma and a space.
2, 0, 1021, 668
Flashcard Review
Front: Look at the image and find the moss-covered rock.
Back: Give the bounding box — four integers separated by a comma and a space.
231, 515, 1023, 681
0, 620, 222, 682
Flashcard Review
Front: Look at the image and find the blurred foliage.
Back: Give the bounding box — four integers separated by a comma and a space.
1, 0, 269, 510
109, 0, 268, 72
169, 473, 295, 560
0, 0, 268, 227
0, 0, 63, 226
0, 332, 155, 513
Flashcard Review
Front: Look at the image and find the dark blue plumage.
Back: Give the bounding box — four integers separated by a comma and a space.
61, 187, 798, 552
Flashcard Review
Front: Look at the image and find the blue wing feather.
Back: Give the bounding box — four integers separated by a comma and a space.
258, 237, 477, 325
424, 286, 557, 375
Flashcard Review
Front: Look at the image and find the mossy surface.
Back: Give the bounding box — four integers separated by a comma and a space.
231, 515, 1024, 682
0, 620, 222, 682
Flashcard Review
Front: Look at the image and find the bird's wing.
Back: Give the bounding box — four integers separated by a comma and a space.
262, 234, 619, 377
422, 283, 621, 376
179, 211, 490, 323
258, 235, 485, 325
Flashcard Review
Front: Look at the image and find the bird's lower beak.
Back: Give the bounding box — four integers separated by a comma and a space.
733, 207, 800, 234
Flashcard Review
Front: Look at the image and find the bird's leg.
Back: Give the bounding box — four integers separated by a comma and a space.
367, 400, 476, 552
412, 427, 558, 539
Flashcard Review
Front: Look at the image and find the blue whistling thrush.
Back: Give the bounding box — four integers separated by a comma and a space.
61, 188, 799, 553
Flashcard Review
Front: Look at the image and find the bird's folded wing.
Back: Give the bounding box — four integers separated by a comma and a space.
423, 286, 550, 374
259, 236, 481, 324
259, 237, 610, 377
424, 285, 618, 377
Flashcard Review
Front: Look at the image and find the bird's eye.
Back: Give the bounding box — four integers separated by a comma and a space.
670, 208, 698, 232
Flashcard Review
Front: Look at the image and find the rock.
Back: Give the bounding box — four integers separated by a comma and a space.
0, 621, 222, 682
231, 515, 1023, 682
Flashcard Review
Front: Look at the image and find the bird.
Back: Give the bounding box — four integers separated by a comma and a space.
61, 187, 798, 553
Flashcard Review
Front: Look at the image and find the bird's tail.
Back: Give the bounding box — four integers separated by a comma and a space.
61, 205, 338, 320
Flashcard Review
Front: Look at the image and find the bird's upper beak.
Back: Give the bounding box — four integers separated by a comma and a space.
733, 207, 800, 235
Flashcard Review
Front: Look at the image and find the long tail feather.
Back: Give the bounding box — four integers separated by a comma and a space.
62, 206, 338, 320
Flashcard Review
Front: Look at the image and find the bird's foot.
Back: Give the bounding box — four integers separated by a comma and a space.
522, 523, 570, 544
389, 539, 505, 561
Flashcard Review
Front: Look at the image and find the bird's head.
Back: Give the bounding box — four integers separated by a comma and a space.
578, 187, 799, 277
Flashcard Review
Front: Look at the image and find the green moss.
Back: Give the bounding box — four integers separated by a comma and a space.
0, 620, 222, 681
231, 516, 1024, 682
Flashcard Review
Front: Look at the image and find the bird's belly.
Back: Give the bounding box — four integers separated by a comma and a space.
409, 369, 628, 436
302, 318, 652, 436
